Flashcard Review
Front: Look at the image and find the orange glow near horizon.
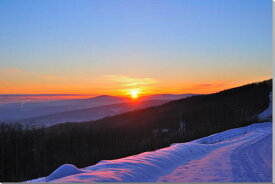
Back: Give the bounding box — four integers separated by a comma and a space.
0, 71, 270, 97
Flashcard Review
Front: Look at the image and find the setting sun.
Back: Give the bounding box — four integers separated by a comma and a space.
130, 90, 139, 99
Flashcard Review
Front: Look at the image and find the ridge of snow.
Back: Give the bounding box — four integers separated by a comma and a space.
258, 92, 272, 121
193, 122, 271, 144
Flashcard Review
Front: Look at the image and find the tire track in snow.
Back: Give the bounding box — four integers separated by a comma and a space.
231, 131, 272, 182
158, 127, 272, 182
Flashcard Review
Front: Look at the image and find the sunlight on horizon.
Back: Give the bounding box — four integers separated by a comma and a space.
130, 90, 139, 99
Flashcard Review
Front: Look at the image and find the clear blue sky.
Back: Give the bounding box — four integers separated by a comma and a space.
0, 0, 272, 95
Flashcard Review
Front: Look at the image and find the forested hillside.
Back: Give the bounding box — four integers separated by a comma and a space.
0, 79, 272, 182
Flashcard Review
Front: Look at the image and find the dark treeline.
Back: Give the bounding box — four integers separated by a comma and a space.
0, 79, 272, 182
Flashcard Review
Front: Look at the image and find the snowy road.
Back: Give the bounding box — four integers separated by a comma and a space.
231, 131, 272, 182
28, 122, 272, 183
158, 124, 272, 182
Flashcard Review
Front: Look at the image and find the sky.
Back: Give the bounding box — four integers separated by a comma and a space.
0, 0, 272, 97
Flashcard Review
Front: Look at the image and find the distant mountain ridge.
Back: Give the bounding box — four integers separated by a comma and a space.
0, 95, 127, 121
18, 100, 168, 126
140, 94, 194, 101
0, 93, 195, 124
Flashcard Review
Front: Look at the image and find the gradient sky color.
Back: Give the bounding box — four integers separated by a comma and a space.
0, 0, 272, 96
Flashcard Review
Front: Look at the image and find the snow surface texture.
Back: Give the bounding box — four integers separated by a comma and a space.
28, 122, 272, 183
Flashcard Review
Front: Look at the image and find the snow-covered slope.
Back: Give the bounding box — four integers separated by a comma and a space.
258, 92, 272, 121
28, 122, 272, 183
